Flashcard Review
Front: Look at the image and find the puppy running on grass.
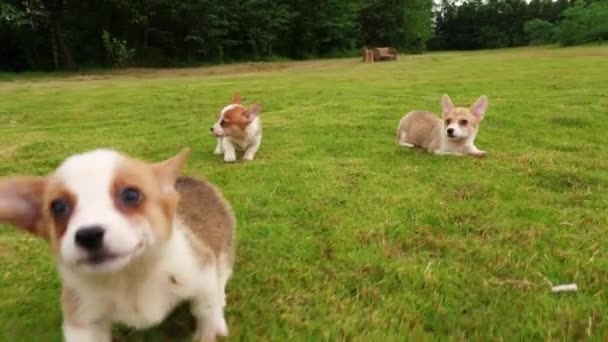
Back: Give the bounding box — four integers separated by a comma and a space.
396, 94, 488, 157
0, 148, 235, 342
210, 92, 262, 163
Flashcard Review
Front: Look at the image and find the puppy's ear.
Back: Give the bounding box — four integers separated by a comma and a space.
0, 177, 48, 239
441, 94, 454, 117
470, 95, 488, 121
244, 103, 262, 121
153, 148, 190, 192
153, 148, 190, 218
232, 92, 241, 105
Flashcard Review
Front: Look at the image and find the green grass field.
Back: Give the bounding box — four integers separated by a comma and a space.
1, 45, 607, 341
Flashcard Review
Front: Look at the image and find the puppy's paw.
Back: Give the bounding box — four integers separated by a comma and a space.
213, 148, 223, 155
193, 320, 228, 342
193, 334, 219, 342
471, 150, 486, 158
193, 333, 224, 342
243, 154, 255, 161
223, 154, 237, 163
398, 142, 414, 148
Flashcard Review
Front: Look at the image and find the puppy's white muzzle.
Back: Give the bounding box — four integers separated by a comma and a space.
210, 123, 225, 138
446, 124, 463, 139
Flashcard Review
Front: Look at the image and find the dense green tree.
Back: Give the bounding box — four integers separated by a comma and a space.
280, 0, 363, 58
360, 0, 431, 52
524, 18, 556, 44
5, 0, 419, 70
0, 0, 50, 70
558, 0, 608, 45
4, 0, 603, 71
431, 0, 582, 50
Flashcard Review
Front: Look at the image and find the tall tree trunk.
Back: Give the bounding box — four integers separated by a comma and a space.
44, 0, 76, 70
143, 28, 149, 49
49, 24, 59, 69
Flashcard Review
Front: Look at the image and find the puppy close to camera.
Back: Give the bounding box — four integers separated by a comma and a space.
396, 94, 488, 157
210, 92, 262, 163
0, 148, 235, 342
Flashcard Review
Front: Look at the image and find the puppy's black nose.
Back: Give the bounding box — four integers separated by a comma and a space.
210, 127, 214, 132
447, 128, 454, 135
75, 226, 105, 251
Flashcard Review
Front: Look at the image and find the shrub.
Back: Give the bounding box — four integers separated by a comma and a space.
102, 30, 135, 68
524, 19, 556, 45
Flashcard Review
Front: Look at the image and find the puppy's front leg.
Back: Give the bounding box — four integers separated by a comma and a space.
213, 138, 224, 155
243, 136, 261, 161
63, 322, 111, 342
62, 288, 111, 342
191, 268, 228, 342
465, 145, 486, 158
221, 138, 237, 163
433, 149, 463, 156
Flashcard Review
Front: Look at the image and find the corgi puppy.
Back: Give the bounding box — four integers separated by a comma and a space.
0, 148, 235, 342
396, 94, 488, 157
210, 92, 262, 163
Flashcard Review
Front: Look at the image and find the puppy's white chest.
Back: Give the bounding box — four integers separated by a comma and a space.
111, 234, 202, 328
230, 137, 253, 150
228, 118, 261, 150
110, 274, 181, 328
67, 228, 204, 329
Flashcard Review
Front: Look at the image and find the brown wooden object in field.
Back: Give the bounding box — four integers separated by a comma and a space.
372, 47, 397, 62
362, 48, 375, 63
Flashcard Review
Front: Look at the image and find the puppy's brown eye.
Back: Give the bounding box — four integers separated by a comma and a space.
459, 119, 468, 125
120, 187, 143, 207
445, 119, 452, 125
50, 199, 71, 218
220, 119, 227, 127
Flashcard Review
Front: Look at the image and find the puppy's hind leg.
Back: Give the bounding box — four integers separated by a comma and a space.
243, 136, 261, 161
397, 131, 414, 148
217, 252, 233, 309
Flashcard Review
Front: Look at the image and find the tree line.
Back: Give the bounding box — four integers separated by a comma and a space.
0, 0, 431, 71
0, 0, 606, 71
431, 0, 608, 50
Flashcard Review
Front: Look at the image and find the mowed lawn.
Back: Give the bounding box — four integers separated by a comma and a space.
1, 45, 608, 341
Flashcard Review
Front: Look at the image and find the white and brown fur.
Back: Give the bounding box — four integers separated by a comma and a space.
0, 148, 235, 342
396, 94, 488, 157
210, 92, 262, 163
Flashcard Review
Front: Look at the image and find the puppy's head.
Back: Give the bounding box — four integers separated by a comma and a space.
441, 94, 488, 140
0, 148, 190, 274
210, 91, 262, 138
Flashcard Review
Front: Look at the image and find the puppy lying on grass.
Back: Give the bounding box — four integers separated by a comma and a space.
396, 94, 488, 157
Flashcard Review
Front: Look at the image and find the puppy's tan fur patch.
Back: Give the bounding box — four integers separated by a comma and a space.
0, 176, 47, 237
222, 105, 254, 130
46, 186, 77, 240
176, 176, 235, 264
111, 155, 179, 241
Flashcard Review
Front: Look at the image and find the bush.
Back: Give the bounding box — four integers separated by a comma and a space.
102, 30, 135, 68
524, 19, 556, 45
558, 0, 608, 46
